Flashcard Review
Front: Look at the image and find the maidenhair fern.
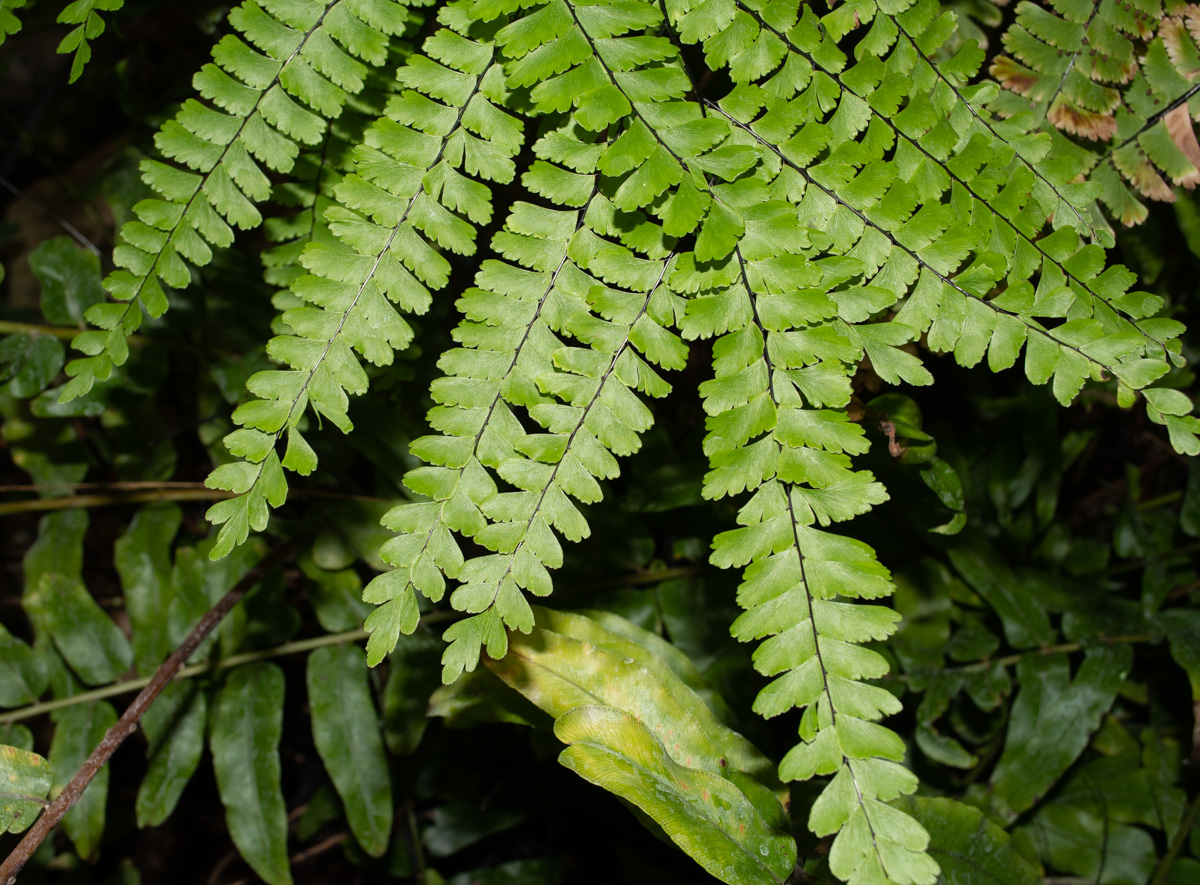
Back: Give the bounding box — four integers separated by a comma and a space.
0, 0, 128, 80
42, 0, 1200, 881
60, 0, 418, 402
206, 9, 523, 558
991, 0, 1200, 225
56, 0, 124, 82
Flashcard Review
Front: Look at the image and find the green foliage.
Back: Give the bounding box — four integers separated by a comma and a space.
0, 0, 25, 44
207, 8, 523, 560
3, 0, 1200, 883
60, 0, 419, 404
990, 0, 1200, 226
898, 796, 1042, 885
210, 663, 291, 885
557, 705, 796, 884
50, 701, 117, 860
306, 644, 393, 856
56, 0, 125, 82
475, 607, 797, 883
0, 744, 51, 835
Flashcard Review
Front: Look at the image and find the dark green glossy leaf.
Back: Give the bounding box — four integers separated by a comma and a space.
49, 700, 116, 859
1169, 858, 1200, 885
295, 782, 341, 842
116, 504, 183, 674
1, 334, 65, 399
306, 644, 392, 857
26, 573, 132, 686
0, 723, 34, 752
1181, 460, 1200, 538
383, 630, 443, 754
920, 456, 966, 536
136, 681, 207, 828
300, 553, 371, 632
422, 799, 528, 858
1014, 799, 1156, 885
168, 537, 266, 660
988, 647, 1131, 822
1046, 719, 1185, 835
427, 665, 547, 730
210, 663, 291, 885
29, 236, 105, 327
1158, 609, 1200, 700
446, 858, 565, 885
948, 541, 1054, 649
23, 509, 87, 598
0, 623, 48, 707
895, 796, 1040, 885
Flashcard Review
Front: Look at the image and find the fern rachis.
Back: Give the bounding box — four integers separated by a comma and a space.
33, 0, 1200, 882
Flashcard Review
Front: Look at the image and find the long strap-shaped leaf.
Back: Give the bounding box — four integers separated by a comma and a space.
62, 0, 415, 403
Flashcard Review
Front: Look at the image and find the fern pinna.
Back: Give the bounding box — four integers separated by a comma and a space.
52, 0, 1200, 881
989, 0, 1200, 225
60, 0, 419, 403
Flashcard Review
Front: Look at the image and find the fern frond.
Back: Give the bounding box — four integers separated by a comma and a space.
989, 0, 1140, 142
672, 0, 1106, 239
0, 0, 25, 45
360, 190, 595, 669
261, 60, 401, 315
56, 0, 124, 82
261, 127, 360, 300
362, 0, 765, 672
61, 0, 417, 403
1092, 5, 1200, 223
433, 224, 686, 682
205, 13, 523, 560
714, 98, 1197, 445
489, 0, 769, 253
684, 238, 939, 885
679, 0, 1154, 303
363, 133, 689, 674
667, 0, 1194, 445
988, 0, 1200, 225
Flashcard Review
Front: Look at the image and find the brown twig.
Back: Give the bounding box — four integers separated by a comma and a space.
0, 540, 298, 885
0, 481, 211, 493
882, 633, 1154, 684
0, 486, 385, 516
0, 627, 372, 725
0, 489, 232, 516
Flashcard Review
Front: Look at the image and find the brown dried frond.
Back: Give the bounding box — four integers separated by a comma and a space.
1115, 151, 1178, 200
1165, 104, 1200, 186
1049, 100, 1120, 140
991, 55, 1039, 95
1162, 10, 1200, 80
